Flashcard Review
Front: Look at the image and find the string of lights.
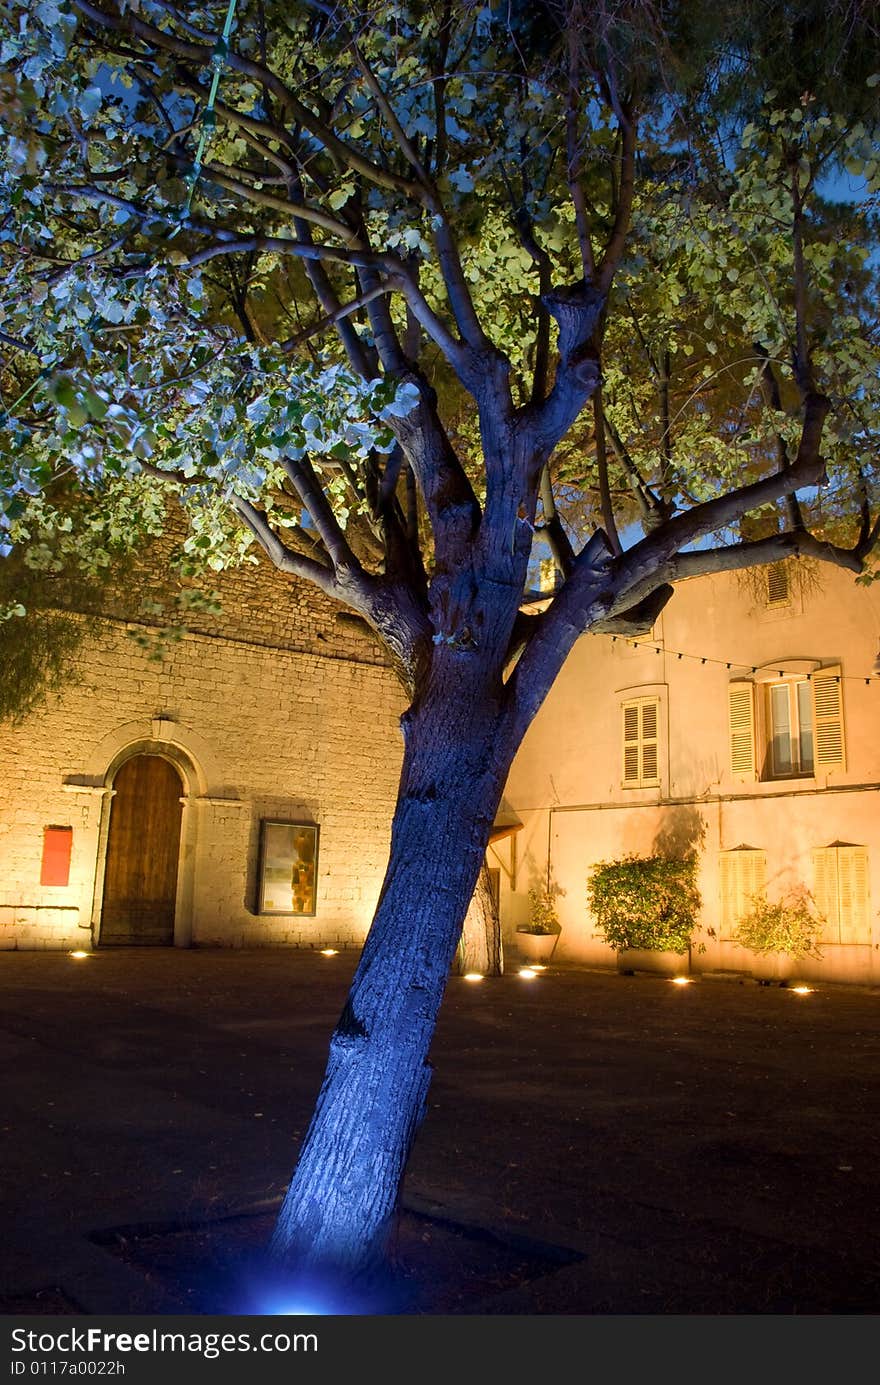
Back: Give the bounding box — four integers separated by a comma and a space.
176, 0, 241, 226
603, 634, 880, 686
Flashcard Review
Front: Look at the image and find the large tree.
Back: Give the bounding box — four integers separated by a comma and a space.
1, 0, 878, 1292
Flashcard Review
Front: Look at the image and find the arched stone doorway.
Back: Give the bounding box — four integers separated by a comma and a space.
99, 754, 184, 945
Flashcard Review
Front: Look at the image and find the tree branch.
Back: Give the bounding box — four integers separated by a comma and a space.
512, 205, 552, 404
193, 163, 362, 243
310, 0, 489, 354
603, 410, 669, 526
347, 34, 431, 187
754, 341, 804, 530
670, 533, 863, 579
593, 384, 621, 555
278, 284, 392, 355
504, 390, 830, 743
279, 453, 366, 577
597, 108, 636, 293
388, 372, 481, 570
790, 163, 816, 395
617, 391, 829, 578
527, 282, 604, 454
565, 28, 596, 282
287, 184, 378, 379
538, 465, 575, 578
70, 0, 425, 201
226, 497, 340, 593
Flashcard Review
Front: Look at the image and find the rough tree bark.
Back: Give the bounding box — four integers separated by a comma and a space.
268, 649, 516, 1282
455, 864, 503, 976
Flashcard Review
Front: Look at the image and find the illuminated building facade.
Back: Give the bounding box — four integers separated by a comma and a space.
497, 562, 880, 986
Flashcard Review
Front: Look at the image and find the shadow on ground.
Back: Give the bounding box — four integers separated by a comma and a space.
2, 949, 879, 1314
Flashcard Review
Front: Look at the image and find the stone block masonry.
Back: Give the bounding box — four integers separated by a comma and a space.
0, 564, 407, 952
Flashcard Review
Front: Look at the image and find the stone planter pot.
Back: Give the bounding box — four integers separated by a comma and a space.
515, 929, 559, 963
616, 947, 689, 977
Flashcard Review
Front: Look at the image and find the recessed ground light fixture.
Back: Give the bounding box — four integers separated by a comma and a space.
69, 950, 90, 959
791, 985, 814, 995
518, 967, 538, 980
320, 948, 338, 957
463, 972, 484, 982
670, 976, 692, 986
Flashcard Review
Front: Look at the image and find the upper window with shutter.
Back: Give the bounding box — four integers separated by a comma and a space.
727, 663, 845, 783
764, 666, 845, 778
622, 697, 660, 788
812, 844, 870, 944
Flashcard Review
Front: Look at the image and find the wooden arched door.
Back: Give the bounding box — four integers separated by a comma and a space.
100, 754, 184, 945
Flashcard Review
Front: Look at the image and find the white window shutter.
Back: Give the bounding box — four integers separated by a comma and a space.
622, 698, 660, 788
640, 701, 659, 784
623, 703, 640, 785
720, 849, 767, 936
812, 847, 839, 942
728, 682, 756, 779
720, 854, 734, 932
811, 667, 845, 772
743, 849, 767, 909
838, 847, 870, 944
641, 740, 659, 783
813, 844, 868, 943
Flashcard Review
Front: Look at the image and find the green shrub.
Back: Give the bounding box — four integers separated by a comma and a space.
732, 889, 824, 959
523, 882, 560, 935
587, 854, 701, 954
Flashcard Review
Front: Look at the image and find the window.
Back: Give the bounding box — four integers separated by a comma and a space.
812, 844, 870, 944
766, 563, 790, 608
719, 847, 767, 937
727, 665, 845, 781
767, 679, 814, 777
622, 697, 660, 788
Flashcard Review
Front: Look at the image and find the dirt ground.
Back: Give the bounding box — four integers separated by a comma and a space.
2, 948, 880, 1316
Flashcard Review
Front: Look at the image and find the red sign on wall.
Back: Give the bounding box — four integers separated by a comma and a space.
40, 826, 73, 887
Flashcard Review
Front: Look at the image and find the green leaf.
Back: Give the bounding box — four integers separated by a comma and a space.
328, 182, 354, 210
48, 376, 77, 409
84, 390, 108, 421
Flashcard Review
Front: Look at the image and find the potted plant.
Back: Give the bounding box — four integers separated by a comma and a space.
587, 854, 701, 975
732, 888, 824, 985
516, 882, 561, 962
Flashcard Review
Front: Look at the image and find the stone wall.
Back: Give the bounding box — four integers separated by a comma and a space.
97, 509, 391, 669
0, 555, 407, 950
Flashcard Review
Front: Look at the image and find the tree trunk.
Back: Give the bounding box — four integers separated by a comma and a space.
454, 863, 503, 976
268, 662, 513, 1288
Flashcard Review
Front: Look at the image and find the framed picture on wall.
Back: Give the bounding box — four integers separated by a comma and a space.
257, 820, 319, 916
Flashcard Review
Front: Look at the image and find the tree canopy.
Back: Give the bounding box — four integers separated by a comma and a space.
1, 0, 878, 709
